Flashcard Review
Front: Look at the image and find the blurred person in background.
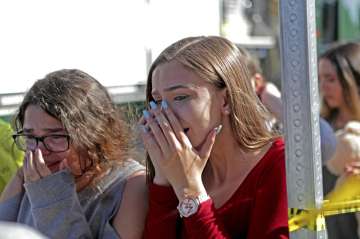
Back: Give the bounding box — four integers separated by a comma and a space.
243, 49, 283, 130
319, 42, 360, 130
319, 42, 360, 239
326, 121, 360, 238
0, 69, 147, 239
0, 118, 24, 193
244, 49, 337, 179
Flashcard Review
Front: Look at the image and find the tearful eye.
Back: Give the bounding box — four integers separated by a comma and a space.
174, 95, 188, 101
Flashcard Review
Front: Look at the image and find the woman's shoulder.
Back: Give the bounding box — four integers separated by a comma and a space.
264, 138, 285, 160
93, 159, 145, 194
255, 138, 285, 178
79, 160, 144, 203
118, 159, 145, 175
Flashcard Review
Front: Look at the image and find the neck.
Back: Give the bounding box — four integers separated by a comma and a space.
203, 125, 267, 187
335, 107, 353, 129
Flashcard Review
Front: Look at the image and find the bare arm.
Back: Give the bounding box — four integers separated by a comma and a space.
112, 170, 148, 239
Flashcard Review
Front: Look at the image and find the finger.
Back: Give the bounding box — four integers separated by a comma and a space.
144, 109, 171, 155
153, 110, 179, 151
138, 119, 150, 134
345, 165, 352, 174
24, 151, 40, 182
161, 100, 191, 145
349, 161, 360, 167
22, 151, 29, 180
64, 153, 83, 176
74, 171, 95, 192
140, 125, 163, 166
59, 159, 68, 171
350, 169, 360, 176
138, 115, 146, 125
198, 125, 222, 160
140, 124, 161, 154
34, 148, 51, 177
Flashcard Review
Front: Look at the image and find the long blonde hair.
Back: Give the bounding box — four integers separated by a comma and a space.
145, 36, 279, 180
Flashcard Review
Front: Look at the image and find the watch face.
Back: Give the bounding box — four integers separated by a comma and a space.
178, 198, 199, 217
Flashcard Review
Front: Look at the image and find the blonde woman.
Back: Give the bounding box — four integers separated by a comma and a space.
140, 36, 289, 238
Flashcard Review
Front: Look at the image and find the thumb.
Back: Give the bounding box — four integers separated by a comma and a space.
59, 158, 69, 171
75, 172, 95, 192
198, 125, 222, 159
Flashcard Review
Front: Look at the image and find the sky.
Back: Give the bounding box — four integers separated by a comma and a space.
0, 0, 219, 94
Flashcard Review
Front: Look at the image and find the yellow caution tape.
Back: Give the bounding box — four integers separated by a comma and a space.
288, 175, 360, 232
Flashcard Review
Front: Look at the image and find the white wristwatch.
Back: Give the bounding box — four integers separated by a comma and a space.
177, 194, 210, 218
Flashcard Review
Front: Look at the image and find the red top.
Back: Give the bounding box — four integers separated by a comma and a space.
144, 139, 289, 239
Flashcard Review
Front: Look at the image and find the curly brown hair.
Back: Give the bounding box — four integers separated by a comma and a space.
13, 69, 132, 174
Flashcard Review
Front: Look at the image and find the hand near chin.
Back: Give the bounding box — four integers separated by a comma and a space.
345, 161, 360, 176
23, 149, 51, 183
59, 154, 96, 192
139, 116, 169, 186
140, 101, 219, 199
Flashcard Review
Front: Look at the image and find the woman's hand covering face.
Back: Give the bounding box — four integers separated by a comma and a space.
140, 100, 219, 199
23, 149, 51, 183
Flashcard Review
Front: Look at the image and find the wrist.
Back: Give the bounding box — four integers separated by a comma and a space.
15, 168, 24, 182
175, 181, 207, 202
153, 175, 170, 186
177, 193, 210, 218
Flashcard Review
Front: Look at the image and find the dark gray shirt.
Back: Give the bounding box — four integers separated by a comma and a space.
0, 160, 144, 239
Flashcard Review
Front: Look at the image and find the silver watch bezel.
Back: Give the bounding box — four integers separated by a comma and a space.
177, 194, 209, 218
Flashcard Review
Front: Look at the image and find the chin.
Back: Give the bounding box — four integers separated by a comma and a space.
47, 161, 61, 173
328, 103, 340, 109
325, 99, 339, 108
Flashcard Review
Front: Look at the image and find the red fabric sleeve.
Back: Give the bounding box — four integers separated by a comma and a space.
143, 183, 178, 239
247, 150, 289, 239
144, 139, 289, 239
183, 199, 231, 238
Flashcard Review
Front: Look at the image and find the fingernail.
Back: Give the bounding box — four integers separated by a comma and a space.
143, 110, 150, 119
161, 100, 168, 109
150, 101, 157, 109
215, 125, 223, 135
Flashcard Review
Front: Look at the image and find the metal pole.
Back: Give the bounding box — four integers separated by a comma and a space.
279, 0, 326, 238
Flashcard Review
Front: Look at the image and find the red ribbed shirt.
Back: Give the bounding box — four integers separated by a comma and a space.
144, 139, 289, 239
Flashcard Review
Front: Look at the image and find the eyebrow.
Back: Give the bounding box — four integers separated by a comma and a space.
152, 84, 194, 95
319, 73, 334, 78
22, 128, 66, 133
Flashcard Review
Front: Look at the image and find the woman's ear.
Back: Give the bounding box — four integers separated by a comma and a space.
220, 88, 231, 115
